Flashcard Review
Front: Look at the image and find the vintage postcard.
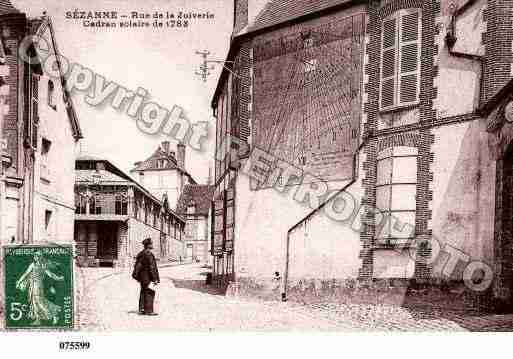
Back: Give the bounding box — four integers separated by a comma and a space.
0, 0, 511, 356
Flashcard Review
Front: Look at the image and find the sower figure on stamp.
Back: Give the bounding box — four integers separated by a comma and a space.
132, 238, 160, 316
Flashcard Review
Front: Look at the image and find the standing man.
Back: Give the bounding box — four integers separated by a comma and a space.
132, 238, 160, 315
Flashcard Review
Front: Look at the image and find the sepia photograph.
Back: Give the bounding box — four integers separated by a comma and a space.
0, 0, 511, 356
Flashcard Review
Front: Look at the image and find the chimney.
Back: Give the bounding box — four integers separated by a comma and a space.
161, 141, 170, 154
233, 0, 248, 34
177, 142, 186, 169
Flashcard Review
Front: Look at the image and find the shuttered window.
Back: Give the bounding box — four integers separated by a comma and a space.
31, 75, 39, 149
380, 9, 421, 111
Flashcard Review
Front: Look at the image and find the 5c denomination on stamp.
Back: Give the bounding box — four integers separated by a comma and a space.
3, 245, 74, 329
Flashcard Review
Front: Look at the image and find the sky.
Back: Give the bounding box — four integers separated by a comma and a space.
13, 0, 234, 183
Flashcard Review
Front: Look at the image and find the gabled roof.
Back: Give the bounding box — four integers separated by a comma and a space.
211, 0, 360, 108
76, 155, 186, 222
131, 146, 178, 171
76, 169, 128, 184
130, 144, 197, 184
32, 16, 83, 140
176, 184, 215, 216
242, 0, 352, 35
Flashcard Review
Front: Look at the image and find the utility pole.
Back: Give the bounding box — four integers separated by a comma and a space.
195, 50, 214, 82
195, 50, 237, 82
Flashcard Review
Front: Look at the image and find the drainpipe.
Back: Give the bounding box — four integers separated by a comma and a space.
445, 0, 482, 60
283, 152, 359, 301
445, 0, 485, 104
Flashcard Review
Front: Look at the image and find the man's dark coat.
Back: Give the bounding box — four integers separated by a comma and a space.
132, 249, 160, 285
132, 248, 160, 314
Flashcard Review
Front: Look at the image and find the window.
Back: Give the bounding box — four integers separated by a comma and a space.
41, 138, 51, 181
187, 204, 196, 215
156, 159, 167, 169
47, 80, 56, 110
25, 72, 39, 149
375, 146, 417, 245
45, 210, 52, 238
185, 221, 197, 238
75, 195, 87, 214
115, 194, 128, 215
93, 195, 102, 215
133, 198, 138, 219
89, 196, 95, 214
380, 9, 421, 111
0, 37, 6, 64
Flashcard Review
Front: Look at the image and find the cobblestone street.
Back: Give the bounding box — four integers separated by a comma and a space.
75, 264, 513, 331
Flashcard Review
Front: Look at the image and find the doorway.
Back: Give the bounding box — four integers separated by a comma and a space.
496, 146, 513, 308
97, 222, 118, 262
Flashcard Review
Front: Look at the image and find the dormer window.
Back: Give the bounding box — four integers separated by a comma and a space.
156, 159, 167, 169
187, 203, 196, 215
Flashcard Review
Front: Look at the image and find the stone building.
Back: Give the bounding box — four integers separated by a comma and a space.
176, 184, 214, 263
0, 2, 82, 247
130, 141, 196, 209
74, 155, 185, 267
210, 0, 513, 310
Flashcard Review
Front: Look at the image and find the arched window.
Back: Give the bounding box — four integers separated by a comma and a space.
47, 80, 56, 110
375, 146, 417, 244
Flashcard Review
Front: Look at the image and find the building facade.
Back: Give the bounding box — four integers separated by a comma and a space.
74, 156, 185, 267
0, 1, 82, 310
130, 141, 196, 209
177, 184, 214, 263
0, 3, 82, 247
211, 0, 513, 309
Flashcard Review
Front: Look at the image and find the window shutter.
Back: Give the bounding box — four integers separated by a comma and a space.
31, 75, 39, 148
380, 18, 397, 109
398, 10, 421, 105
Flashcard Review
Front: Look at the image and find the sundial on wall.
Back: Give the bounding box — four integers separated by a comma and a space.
252, 13, 365, 185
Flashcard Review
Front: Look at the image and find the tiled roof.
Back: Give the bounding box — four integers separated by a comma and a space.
212, 0, 356, 108
131, 147, 179, 171
131, 144, 197, 184
75, 156, 186, 223
176, 184, 215, 216
76, 154, 104, 162
243, 0, 352, 34
75, 169, 129, 184
0, 0, 20, 15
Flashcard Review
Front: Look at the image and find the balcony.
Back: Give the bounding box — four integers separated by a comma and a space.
75, 213, 129, 222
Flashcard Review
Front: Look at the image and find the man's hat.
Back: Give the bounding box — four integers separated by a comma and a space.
142, 238, 153, 247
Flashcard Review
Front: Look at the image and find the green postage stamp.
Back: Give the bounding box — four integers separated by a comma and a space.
3, 245, 74, 329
